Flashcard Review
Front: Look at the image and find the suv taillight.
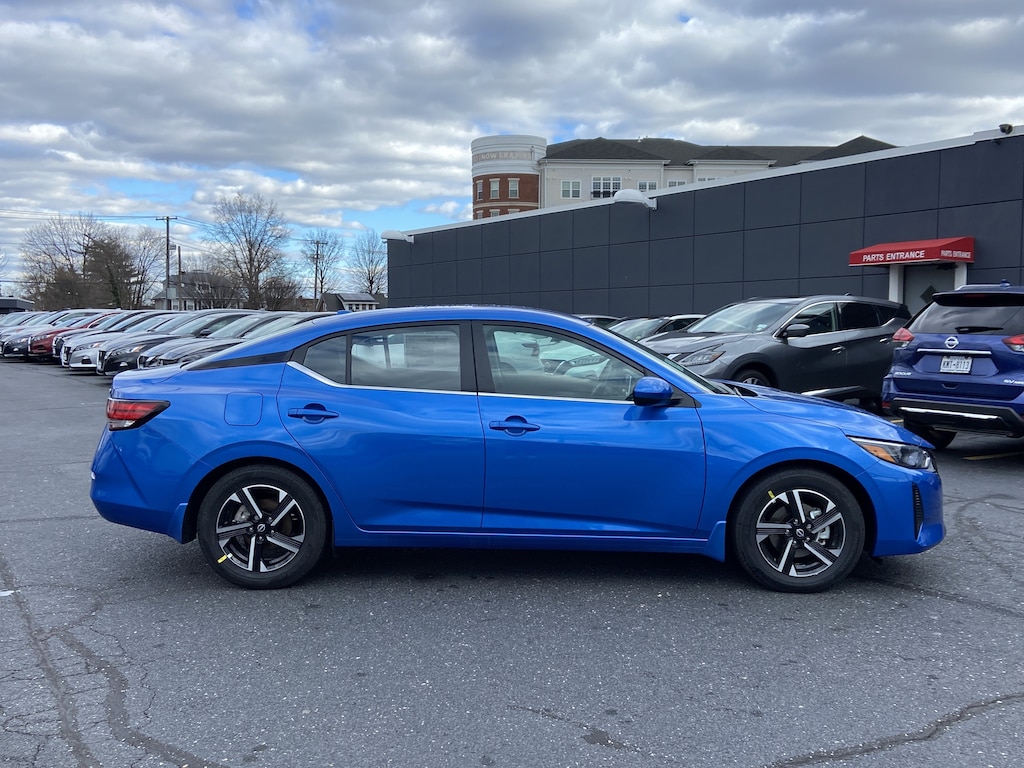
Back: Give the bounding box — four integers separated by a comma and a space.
1004, 334, 1024, 353
106, 398, 169, 430
892, 327, 914, 347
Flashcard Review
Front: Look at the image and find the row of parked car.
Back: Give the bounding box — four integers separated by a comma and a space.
0, 307, 332, 374
5, 282, 1024, 450
595, 285, 1024, 450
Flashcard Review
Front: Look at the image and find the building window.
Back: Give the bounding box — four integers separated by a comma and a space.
489, 179, 500, 199
638, 181, 657, 192
476, 180, 483, 200
507, 209, 520, 214
591, 176, 621, 199
561, 180, 581, 199
697, 176, 719, 182
667, 180, 687, 187
508, 178, 519, 199
489, 209, 501, 217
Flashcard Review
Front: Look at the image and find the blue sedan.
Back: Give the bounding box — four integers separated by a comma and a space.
90, 305, 944, 592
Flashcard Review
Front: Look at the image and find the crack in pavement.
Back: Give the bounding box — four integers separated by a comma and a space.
761, 692, 1024, 767
0, 553, 232, 768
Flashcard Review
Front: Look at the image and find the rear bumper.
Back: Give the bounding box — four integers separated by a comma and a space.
887, 396, 1024, 437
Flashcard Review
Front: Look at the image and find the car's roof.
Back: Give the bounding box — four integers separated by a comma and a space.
193, 305, 600, 365
942, 282, 1024, 296
734, 294, 904, 306
931, 283, 1024, 306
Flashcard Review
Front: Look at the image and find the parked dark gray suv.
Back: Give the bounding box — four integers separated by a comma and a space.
643, 295, 910, 406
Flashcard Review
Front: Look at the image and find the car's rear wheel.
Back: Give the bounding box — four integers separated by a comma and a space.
731, 468, 865, 592
197, 465, 327, 589
903, 421, 956, 449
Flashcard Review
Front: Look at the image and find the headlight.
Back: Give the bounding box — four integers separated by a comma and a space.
677, 347, 725, 366
850, 437, 935, 471
111, 344, 146, 355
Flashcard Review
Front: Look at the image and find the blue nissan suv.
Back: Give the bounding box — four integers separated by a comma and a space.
882, 281, 1024, 448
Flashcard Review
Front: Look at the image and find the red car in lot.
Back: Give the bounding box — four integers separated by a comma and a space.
2, 309, 107, 359
27, 311, 121, 360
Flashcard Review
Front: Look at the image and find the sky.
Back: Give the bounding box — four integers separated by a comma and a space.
1, 0, 1023, 293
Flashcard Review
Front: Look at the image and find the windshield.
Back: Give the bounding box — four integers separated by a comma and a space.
206, 314, 273, 339
241, 314, 311, 338
609, 317, 665, 340
586, 326, 729, 394
685, 300, 796, 334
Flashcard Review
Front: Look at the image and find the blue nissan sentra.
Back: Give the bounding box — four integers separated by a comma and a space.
91, 305, 943, 592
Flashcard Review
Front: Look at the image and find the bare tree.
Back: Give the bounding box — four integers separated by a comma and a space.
0, 249, 9, 296
261, 270, 303, 310
299, 229, 345, 305
206, 192, 292, 309
20, 214, 101, 308
20, 215, 168, 309
84, 227, 164, 309
117, 227, 165, 307
345, 229, 388, 296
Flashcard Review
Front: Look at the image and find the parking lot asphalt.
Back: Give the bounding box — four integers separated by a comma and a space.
1, 358, 1023, 768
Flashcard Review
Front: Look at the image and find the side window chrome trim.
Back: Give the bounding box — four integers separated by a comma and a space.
479, 390, 640, 406
288, 361, 476, 395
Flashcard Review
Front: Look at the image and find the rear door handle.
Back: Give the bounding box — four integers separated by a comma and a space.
288, 406, 339, 423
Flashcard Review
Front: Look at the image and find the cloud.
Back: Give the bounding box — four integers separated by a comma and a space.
1, 0, 1023, 281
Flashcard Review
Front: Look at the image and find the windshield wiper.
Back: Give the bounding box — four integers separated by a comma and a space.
954, 325, 1003, 333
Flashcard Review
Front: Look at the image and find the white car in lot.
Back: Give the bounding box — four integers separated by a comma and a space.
62, 311, 180, 371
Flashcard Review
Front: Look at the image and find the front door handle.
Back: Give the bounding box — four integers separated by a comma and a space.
489, 417, 540, 436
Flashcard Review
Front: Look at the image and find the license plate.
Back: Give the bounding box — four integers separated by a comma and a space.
939, 355, 972, 374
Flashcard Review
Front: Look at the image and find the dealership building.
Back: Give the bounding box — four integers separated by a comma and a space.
384, 125, 1023, 316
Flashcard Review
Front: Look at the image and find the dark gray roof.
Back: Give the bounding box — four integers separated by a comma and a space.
691, 146, 773, 162
543, 135, 895, 168
800, 135, 896, 162
543, 137, 668, 162
339, 292, 378, 302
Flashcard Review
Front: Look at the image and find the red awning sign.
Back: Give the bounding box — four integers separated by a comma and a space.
849, 236, 975, 266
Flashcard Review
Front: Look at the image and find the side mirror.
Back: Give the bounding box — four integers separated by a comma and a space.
632, 376, 674, 407
781, 322, 810, 339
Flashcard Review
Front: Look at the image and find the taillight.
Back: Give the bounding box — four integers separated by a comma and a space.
106, 398, 169, 430
1004, 334, 1024, 353
892, 327, 914, 347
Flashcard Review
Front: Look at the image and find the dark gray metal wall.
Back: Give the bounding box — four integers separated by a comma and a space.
388, 133, 1024, 315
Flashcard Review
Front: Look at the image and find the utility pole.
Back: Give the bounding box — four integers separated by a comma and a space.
176, 245, 182, 310
312, 240, 326, 309
156, 216, 177, 309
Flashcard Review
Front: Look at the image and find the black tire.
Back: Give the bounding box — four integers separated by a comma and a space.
733, 368, 772, 388
731, 468, 865, 593
903, 421, 955, 450
197, 465, 327, 589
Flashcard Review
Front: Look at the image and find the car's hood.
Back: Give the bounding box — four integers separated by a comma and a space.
732, 382, 927, 445
645, 331, 753, 354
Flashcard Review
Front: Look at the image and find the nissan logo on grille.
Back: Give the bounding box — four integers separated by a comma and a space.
945, 336, 959, 349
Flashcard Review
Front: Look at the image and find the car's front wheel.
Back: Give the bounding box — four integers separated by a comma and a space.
197, 465, 327, 589
731, 469, 865, 592
733, 368, 772, 388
